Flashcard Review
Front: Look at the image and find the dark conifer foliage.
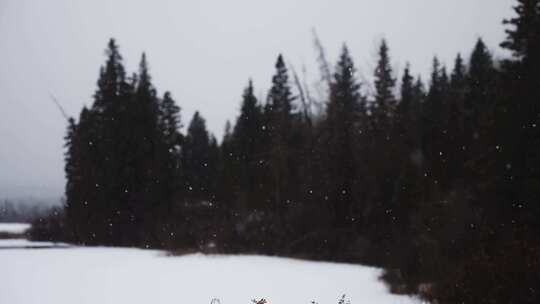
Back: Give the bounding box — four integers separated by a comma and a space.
266, 55, 296, 208
373, 39, 397, 125
498, 0, 540, 235
501, 0, 540, 67
63, 41, 183, 247
182, 112, 213, 202
232, 80, 265, 215
48, 2, 540, 302
159, 91, 183, 189
323, 45, 363, 228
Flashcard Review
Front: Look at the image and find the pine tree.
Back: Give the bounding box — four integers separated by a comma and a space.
373, 39, 397, 125
397, 64, 415, 135
324, 44, 363, 228
71, 39, 134, 245
161, 92, 182, 142
400, 64, 414, 112
207, 135, 221, 203
157, 91, 183, 217
446, 54, 468, 182
234, 80, 263, 163
123, 53, 167, 245
501, 0, 540, 69
232, 80, 265, 215
218, 120, 235, 205
499, 0, 540, 234
450, 54, 467, 136
64, 117, 81, 242
465, 39, 496, 149
65, 43, 178, 247
93, 39, 128, 112
182, 111, 212, 202
266, 55, 296, 222
397, 64, 423, 151
223, 121, 233, 145
64, 105, 101, 244
451, 54, 467, 90
369, 42, 400, 235
412, 76, 426, 145
422, 57, 451, 190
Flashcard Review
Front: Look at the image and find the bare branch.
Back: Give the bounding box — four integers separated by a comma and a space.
288, 61, 312, 125
49, 93, 70, 121
312, 28, 332, 87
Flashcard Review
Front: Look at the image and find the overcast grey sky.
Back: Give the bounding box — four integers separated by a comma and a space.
0, 0, 514, 200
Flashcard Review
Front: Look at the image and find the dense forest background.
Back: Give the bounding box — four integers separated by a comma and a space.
30, 0, 540, 303
0, 199, 58, 223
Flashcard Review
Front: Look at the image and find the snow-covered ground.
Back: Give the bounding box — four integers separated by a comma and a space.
0, 239, 68, 248
0, 241, 417, 304
0, 222, 30, 234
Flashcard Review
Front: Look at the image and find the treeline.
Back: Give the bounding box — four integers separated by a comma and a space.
37, 0, 540, 303
0, 199, 56, 223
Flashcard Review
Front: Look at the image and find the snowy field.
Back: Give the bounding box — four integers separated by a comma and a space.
0, 240, 417, 304
0, 239, 69, 248
0, 222, 30, 234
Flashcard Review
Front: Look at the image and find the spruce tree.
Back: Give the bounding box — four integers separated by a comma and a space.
397, 64, 416, 137
373, 39, 396, 125
324, 44, 362, 228
159, 91, 182, 184
499, 0, 540, 233
266, 55, 296, 223
123, 53, 167, 245
447, 54, 468, 182
449, 54, 467, 136
234, 80, 263, 163
400, 64, 414, 112
216, 120, 238, 235
182, 111, 212, 203
450, 54, 466, 88
501, 0, 540, 71
232, 80, 265, 215
397, 64, 423, 151
370, 42, 400, 231
64, 105, 101, 244
93, 39, 128, 112
465, 39, 496, 153
76, 39, 133, 245
64, 117, 81, 242
156, 91, 183, 241
160, 92, 182, 145
468, 39, 494, 112
422, 57, 450, 191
